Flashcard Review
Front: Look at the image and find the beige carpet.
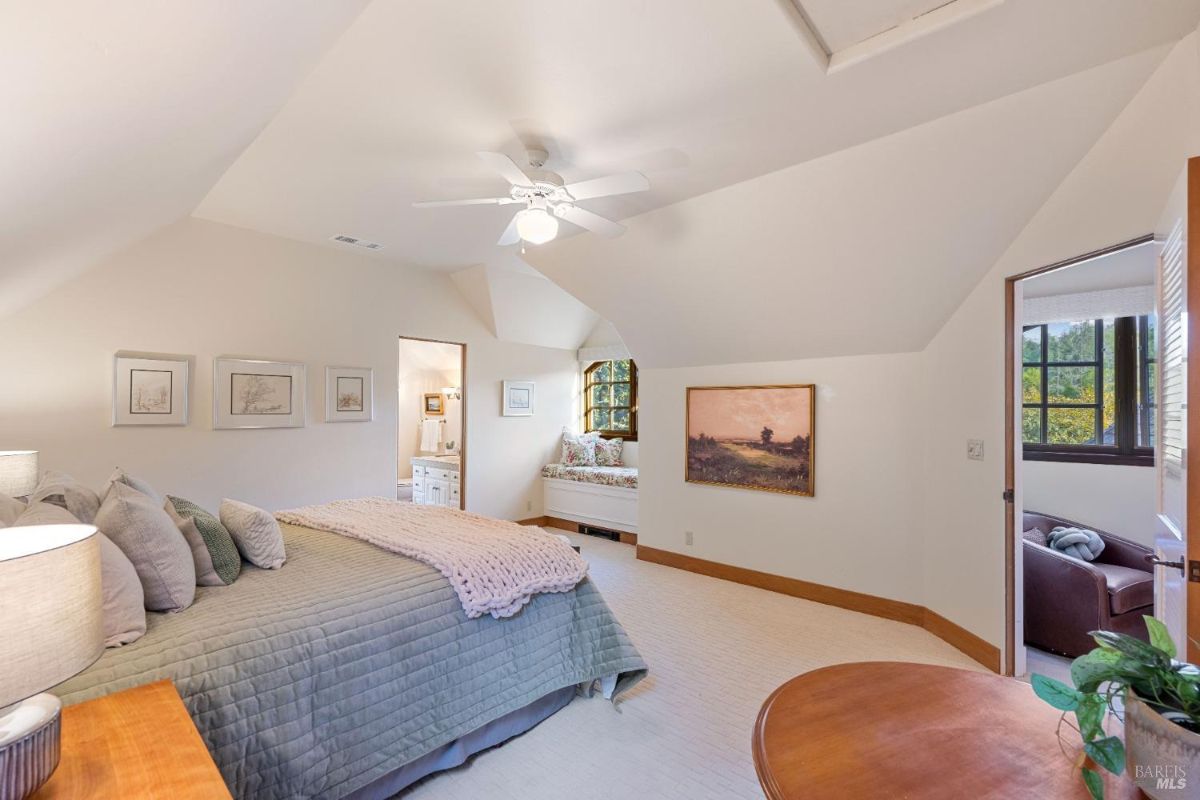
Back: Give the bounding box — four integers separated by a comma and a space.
402, 531, 984, 799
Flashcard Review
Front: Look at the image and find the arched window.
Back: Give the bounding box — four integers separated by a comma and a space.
584, 359, 637, 441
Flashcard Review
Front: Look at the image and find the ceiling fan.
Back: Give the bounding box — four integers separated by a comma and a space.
413, 148, 649, 246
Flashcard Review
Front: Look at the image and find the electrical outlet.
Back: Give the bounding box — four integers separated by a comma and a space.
684, 530, 694, 546
967, 439, 985, 461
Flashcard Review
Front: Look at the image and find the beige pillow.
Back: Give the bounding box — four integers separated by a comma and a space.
220, 499, 286, 569
28, 469, 101, 524
0, 493, 26, 527
96, 533, 147, 647
164, 500, 224, 586
106, 467, 161, 504
13, 500, 78, 526
11, 501, 146, 646
95, 482, 195, 612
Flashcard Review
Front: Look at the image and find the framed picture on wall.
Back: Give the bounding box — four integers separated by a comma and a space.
214, 357, 306, 429
423, 393, 445, 416
326, 366, 373, 422
112, 352, 190, 426
686, 384, 815, 496
502, 380, 535, 417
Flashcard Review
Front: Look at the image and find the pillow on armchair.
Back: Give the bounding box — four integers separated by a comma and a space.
1048, 526, 1105, 562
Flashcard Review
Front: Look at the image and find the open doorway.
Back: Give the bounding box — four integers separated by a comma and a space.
1006, 237, 1159, 680
398, 336, 465, 509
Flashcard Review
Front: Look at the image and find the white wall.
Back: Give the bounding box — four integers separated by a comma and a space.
1022, 461, 1157, 547
638, 352, 925, 605
0, 218, 577, 521
920, 33, 1200, 649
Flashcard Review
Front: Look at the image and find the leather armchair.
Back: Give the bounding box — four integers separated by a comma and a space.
1023, 512, 1155, 658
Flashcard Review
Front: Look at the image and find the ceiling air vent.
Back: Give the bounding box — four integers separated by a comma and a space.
330, 234, 384, 250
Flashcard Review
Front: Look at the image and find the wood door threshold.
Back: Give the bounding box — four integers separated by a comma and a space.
637, 544, 1000, 672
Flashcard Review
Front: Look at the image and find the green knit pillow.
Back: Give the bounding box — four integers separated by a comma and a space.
167, 496, 241, 585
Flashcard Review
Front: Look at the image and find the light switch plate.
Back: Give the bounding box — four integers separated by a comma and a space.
967, 439, 984, 461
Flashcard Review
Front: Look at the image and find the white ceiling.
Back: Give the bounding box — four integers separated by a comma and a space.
0, 1, 369, 317
1022, 242, 1157, 299
194, 0, 1200, 274
525, 47, 1172, 366
798, 0, 959, 52
5, 0, 1200, 365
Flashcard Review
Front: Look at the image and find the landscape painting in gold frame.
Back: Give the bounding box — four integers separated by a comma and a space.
686, 384, 815, 496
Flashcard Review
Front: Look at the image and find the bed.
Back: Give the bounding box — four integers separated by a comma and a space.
53, 522, 647, 799
541, 465, 638, 535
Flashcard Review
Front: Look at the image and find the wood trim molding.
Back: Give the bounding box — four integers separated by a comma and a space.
637, 545, 1001, 672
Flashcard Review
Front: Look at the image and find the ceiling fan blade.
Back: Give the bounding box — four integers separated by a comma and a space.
497, 211, 522, 246
476, 151, 535, 188
562, 171, 649, 201
412, 197, 519, 208
553, 204, 626, 239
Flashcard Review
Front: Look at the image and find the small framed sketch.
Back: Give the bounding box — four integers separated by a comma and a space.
214, 357, 306, 429
423, 393, 445, 416
113, 352, 190, 426
326, 366, 373, 422
502, 380, 535, 417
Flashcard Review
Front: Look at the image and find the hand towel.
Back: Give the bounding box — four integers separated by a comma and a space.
420, 419, 442, 453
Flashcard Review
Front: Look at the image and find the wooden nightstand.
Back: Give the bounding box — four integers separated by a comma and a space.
31, 680, 231, 799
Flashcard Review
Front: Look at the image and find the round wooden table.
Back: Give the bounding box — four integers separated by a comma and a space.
752, 662, 1145, 799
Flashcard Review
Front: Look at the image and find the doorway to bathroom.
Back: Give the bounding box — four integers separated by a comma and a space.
398, 336, 465, 509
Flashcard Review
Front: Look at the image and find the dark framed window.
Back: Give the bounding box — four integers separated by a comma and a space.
1022, 316, 1154, 466
584, 359, 637, 440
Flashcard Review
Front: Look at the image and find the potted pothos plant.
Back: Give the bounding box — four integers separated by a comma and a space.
1032, 617, 1200, 800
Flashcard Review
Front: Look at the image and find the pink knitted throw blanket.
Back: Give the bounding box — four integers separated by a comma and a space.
275, 497, 588, 619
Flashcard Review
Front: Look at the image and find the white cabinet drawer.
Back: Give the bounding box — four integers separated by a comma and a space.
412, 474, 425, 490
411, 490, 425, 504
426, 467, 450, 482
450, 484, 460, 504
412, 465, 426, 477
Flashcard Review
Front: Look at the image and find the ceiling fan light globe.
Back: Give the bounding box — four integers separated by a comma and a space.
515, 208, 558, 244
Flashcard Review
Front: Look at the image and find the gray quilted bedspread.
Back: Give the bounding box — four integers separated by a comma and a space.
54, 523, 647, 799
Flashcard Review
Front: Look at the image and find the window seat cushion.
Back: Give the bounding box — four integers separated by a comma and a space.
542, 464, 638, 490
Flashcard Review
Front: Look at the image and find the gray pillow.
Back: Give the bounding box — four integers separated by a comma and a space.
10, 502, 146, 646
0, 493, 26, 527
28, 469, 101, 524
220, 499, 286, 569
13, 500, 79, 526
95, 482, 195, 612
96, 532, 147, 647
106, 467, 161, 504
164, 500, 225, 587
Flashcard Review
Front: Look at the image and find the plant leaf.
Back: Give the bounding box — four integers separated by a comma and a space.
1081, 767, 1105, 800
1144, 616, 1177, 659
1071, 649, 1122, 693
1091, 631, 1171, 668
1085, 736, 1125, 776
1075, 694, 1106, 741
1032, 674, 1081, 711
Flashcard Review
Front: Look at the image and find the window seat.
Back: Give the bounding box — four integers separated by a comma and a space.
541, 464, 638, 534
540, 463, 638, 489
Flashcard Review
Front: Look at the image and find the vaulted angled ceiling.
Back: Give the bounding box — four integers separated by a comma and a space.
0, 1, 369, 317
194, 0, 1199, 272
524, 47, 1173, 367
449, 256, 599, 351
5, 0, 1199, 365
